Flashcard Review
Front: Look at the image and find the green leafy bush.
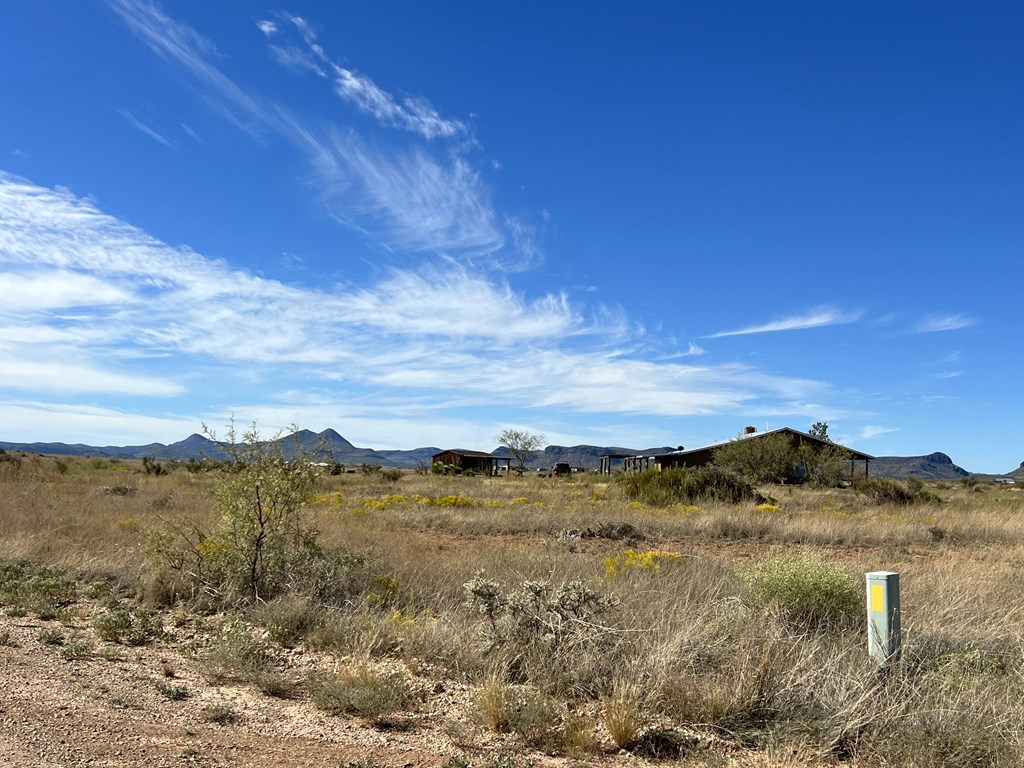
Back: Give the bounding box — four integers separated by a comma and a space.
618, 466, 756, 506
93, 601, 163, 645
742, 553, 861, 630
0, 562, 77, 618
714, 433, 798, 484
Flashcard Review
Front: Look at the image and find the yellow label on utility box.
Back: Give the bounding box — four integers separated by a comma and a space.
870, 584, 885, 613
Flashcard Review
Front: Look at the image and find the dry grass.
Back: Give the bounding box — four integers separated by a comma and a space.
3, 455, 1024, 764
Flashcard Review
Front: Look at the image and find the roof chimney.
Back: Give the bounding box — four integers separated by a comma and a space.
744, 426, 757, 434
676, 445, 685, 451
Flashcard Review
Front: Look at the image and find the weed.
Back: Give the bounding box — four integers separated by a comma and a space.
742, 552, 861, 630
857, 477, 941, 505
477, 673, 512, 731
60, 638, 95, 659
201, 703, 239, 725
604, 548, 682, 578
38, 627, 65, 645
0, 562, 77, 618
601, 680, 645, 748
0, 628, 10, 646
155, 680, 189, 700
619, 466, 756, 506
93, 601, 163, 645
308, 664, 411, 723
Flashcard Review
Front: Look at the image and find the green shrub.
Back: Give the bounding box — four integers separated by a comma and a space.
93, 601, 163, 645
0, 562, 77, 618
308, 665, 411, 723
201, 703, 239, 725
155, 680, 189, 700
714, 433, 798, 484
742, 553, 861, 630
618, 466, 756, 506
38, 627, 65, 645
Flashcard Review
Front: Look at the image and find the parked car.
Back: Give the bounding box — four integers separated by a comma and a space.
552, 462, 572, 476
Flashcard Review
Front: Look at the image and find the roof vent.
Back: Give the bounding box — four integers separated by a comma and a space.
744, 426, 757, 434
677, 445, 685, 451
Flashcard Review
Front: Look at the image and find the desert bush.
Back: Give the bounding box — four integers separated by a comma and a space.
379, 468, 403, 483
155, 680, 189, 700
797, 443, 853, 487
149, 421, 324, 603
201, 703, 239, 725
464, 573, 619, 694
741, 553, 861, 630
38, 627, 65, 645
618, 466, 756, 506
856, 477, 941, 505
308, 664, 411, 723
141, 456, 166, 476
0, 562, 77, 618
93, 600, 163, 645
251, 594, 324, 647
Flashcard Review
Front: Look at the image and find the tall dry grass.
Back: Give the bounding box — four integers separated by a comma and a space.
2, 456, 1024, 763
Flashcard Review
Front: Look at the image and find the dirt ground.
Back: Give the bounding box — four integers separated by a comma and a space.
4, 599, 716, 768
0, 604, 520, 768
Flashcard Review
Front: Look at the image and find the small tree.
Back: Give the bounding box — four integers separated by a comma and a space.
714, 432, 797, 485
809, 421, 831, 442
797, 442, 852, 487
494, 428, 545, 474
150, 420, 321, 603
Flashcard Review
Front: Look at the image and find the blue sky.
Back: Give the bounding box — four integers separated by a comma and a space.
1, 1, 1020, 472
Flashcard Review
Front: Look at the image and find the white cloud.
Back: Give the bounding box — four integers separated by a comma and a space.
0, 401, 197, 445
0, 271, 133, 311
108, 0, 273, 138
331, 66, 467, 139
0, 354, 183, 396
0, 173, 835, 427
117, 108, 176, 148
853, 425, 899, 441
268, 44, 327, 77
707, 307, 861, 338
109, 0, 506, 258
255, 19, 278, 37
301, 129, 505, 254
915, 313, 975, 333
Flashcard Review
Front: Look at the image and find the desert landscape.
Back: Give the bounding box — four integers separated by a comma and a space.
2, 443, 1023, 767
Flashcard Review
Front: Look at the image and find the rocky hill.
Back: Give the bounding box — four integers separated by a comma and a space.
868, 452, 970, 480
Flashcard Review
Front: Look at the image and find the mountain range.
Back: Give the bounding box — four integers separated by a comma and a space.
0, 431, 1010, 477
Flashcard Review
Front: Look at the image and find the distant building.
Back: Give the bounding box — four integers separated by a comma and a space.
612, 426, 873, 478
994, 477, 1016, 484
431, 449, 511, 475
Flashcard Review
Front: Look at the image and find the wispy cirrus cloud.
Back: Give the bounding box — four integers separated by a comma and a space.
0, 173, 831, 425
706, 307, 861, 338
915, 313, 975, 333
260, 14, 467, 140
852, 425, 898, 441
110, 0, 512, 259
117, 108, 176, 148
108, 0, 275, 138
